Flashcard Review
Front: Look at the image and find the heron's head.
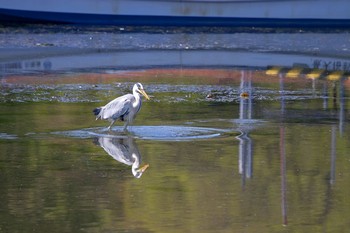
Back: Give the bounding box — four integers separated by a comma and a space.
134, 83, 150, 100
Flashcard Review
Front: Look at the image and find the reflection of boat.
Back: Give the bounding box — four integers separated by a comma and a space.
2, 49, 350, 76
95, 136, 149, 178
0, 0, 349, 26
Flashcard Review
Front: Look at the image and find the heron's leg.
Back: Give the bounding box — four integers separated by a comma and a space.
107, 120, 116, 131
123, 122, 129, 132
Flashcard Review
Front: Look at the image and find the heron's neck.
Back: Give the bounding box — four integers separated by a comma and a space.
133, 91, 141, 108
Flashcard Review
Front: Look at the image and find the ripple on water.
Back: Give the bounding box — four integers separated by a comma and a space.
0, 133, 18, 140
51, 125, 229, 141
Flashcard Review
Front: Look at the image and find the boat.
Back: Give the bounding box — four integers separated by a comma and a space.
0, 0, 350, 27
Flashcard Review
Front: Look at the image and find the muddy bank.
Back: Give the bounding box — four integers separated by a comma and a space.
1, 27, 350, 57
1, 25, 350, 76
0, 70, 335, 104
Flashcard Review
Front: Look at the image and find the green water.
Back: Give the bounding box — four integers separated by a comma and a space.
0, 70, 349, 233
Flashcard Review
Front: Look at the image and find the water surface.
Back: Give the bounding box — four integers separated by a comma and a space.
0, 26, 350, 233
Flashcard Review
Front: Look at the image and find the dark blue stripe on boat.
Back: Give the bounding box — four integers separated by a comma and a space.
1, 8, 350, 27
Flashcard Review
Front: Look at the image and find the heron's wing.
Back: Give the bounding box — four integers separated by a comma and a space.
100, 94, 135, 120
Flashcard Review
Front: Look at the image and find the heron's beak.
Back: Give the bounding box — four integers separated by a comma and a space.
137, 164, 149, 173
139, 89, 150, 100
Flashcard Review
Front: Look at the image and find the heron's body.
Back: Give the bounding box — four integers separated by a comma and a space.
93, 83, 150, 131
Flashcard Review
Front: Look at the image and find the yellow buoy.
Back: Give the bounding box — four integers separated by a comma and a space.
327, 71, 344, 81
306, 69, 324, 80
286, 68, 304, 78
266, 66, 283, 76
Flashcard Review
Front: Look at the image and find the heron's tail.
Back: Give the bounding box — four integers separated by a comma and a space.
93, 107, 102, 119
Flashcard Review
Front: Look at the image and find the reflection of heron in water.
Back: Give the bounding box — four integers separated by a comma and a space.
93, 83, 150, 131
95, 136, 149, 178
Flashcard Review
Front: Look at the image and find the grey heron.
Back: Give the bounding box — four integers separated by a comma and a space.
93, 83, 150, 131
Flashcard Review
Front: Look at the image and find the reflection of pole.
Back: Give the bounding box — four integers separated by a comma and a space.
237, 70, 253, 186
280, 126, 288, 226
332, 82, 337, 110
238, 131, 253, 184
330, 126, 337, 185
322, 82, 328, 110
279, 75, 287, 226
312, 79, 316, 97
339, 80, 345, 136
279, 73, 285, 116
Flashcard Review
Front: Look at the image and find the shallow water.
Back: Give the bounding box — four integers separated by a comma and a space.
1, 69, 349, 233
1, 26, 350, 233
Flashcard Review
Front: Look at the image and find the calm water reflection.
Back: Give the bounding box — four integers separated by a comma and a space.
94, 136, 149, 178
1, 68, 349, 232
1, 30, 350, 232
